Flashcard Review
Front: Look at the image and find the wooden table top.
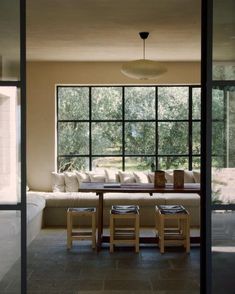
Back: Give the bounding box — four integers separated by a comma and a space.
79, 182, 201, 194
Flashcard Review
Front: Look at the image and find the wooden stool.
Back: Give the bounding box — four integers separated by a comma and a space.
155, 205, 190, 254
109, 205, 140, 253
67, 207, 96, 249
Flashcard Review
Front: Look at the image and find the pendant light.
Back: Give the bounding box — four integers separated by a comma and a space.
121, 32, 167, 80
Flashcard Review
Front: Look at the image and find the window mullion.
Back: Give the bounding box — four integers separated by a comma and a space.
189, 86, 193, 170
89, 87, 92, 170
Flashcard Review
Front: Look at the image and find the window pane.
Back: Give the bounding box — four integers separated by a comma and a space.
58, 87, 89, 120
125, 122, 155, 155
192, 88, 201, 119
0, 211, 21, 293
58, 122, 89, 155
58, 157, 89, 172
125, 157, 154, 171
92, 157, 122, 170
125, 87, 155, 120
212, 89, 225, 120
193, 122, 201, 154
0, 87, 20, 204
212, 122, 225, 156
158, 87, 188, 120
92, 87, 122, 120
192, 157, 201, 169
92, 123, 122, 155
158, 157, 189, 170
0, 0, 20, 80
158, 122, 188, 155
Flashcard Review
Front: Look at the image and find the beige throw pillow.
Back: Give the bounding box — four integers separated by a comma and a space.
193, 170, 200, 183
148, 172, 154, 183
64, 171, 79, 192
105, 169, 119, 182
165, 170, 173, 183
184, 170, 195, 183
87, 171, 106, 182
51, 172, 65, 192
133, 172, 149, 183
75, 171, 90, 184
118, 171, 136, 183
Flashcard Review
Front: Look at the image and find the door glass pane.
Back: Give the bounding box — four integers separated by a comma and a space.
212, 87, 235, 205
0, 211, 21, 293
0, 87, 20, 204
212, 211, 235, 294
213, 0, 235, 80
92, 87, 122, 120
58, 87, 89, 120
125, 87, 155, 120
158, 87, 188, 120
0, 0, 20, 81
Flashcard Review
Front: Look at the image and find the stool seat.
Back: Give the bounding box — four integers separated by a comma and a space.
67, 207, 96, 250
68, 207, 96, 213
110, 205, 140, 253
111, 205, 139, 214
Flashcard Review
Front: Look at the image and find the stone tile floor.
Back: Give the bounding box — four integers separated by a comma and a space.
0, 228, 200, 293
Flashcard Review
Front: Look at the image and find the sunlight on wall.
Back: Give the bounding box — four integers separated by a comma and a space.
0, 87, 19, 203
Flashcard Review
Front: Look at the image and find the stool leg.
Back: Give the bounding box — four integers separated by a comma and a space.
186, 216, 190, 253
135, 214, 140, 253
92, 213, 96, 249
110, 215, 114, 253
159, 216, 164, 254
67, 212, 72, 249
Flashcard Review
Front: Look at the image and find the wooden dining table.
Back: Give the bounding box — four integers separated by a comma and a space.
79, 182, 201, 251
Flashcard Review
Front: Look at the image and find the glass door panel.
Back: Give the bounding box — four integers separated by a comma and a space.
0, 211, 21, 293
0, 87, 20, 204
0, 0, 20, 81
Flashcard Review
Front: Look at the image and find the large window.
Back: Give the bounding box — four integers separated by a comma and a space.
57, 86, 204, 172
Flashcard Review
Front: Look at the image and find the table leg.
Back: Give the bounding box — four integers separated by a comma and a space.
97, 192, 104, 251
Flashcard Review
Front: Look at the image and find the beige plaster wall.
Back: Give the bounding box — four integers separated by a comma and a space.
27, 61, 200, 191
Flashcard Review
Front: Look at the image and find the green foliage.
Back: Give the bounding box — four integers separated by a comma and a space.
57, 86, 226, 172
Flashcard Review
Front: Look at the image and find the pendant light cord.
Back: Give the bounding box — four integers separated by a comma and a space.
143, 39, 145, 59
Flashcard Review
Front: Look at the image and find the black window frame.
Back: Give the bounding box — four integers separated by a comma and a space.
56, 85, 203, 172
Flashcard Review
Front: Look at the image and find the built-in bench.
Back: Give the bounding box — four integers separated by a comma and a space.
27, 169, 200, 231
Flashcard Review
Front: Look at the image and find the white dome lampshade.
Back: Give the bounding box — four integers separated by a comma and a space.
121, 32, 167, 80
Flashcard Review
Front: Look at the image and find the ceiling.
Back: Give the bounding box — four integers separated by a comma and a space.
26, 0, 234, 62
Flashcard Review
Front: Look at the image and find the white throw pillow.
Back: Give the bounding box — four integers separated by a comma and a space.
105, 169, 120, 182
118, 171, 136, 183
193, 170, 200, 183
51, 172, 65, 192
133, 172, 149, 183
75, 171, 90, 184
184, 170, 195, 183
87, 171, 106, 182
64, 171, 79, 192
